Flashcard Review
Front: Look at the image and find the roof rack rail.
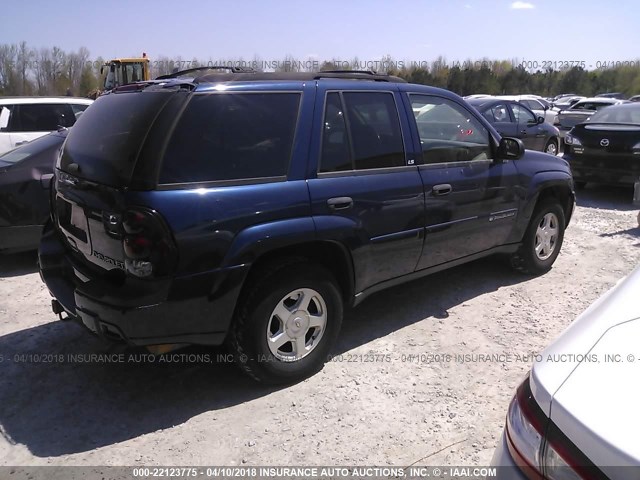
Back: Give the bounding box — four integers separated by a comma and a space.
110, 80, 196, 93
156, 66, 256, 80
313, 70, 405, 83
319, 70, 379, 75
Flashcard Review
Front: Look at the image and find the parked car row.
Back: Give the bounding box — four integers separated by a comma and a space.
463, 91, 640, 191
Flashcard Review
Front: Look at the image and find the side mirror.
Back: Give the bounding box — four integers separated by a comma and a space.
537, 115, 545, 124
497, 137, 525, 160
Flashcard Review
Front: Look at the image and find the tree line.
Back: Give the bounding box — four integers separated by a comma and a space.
1, 42, 639, 98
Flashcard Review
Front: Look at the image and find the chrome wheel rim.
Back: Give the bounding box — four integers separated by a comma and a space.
266, 288, 327, 362
535, 212, 559, 261
545, 142, 558, 155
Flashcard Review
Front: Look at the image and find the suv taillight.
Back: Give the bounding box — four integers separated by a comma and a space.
505, 376, 606, 480
121, 207, 177, 278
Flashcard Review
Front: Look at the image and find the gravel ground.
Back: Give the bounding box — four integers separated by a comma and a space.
0, 185, 638, 470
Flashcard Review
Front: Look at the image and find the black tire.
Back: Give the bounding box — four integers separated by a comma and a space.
544, 138, 559, 156
511, 198, 566, 275
228, 261, 343, 384
574, 180, 587, 190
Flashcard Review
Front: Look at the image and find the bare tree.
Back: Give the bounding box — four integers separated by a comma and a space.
0, 44, 18, 94
17, 41, 34, 95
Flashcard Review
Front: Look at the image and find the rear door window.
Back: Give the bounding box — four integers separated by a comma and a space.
319, 91, 405, 172
160, 93, 301, 184
483, 103, 512, 123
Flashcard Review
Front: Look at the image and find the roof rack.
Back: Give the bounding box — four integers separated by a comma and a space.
154, 70, 406, 84
109, 80, 197, 93
318, 70, 378, 75
313, 70, 405, 82
156, 66, 256, 80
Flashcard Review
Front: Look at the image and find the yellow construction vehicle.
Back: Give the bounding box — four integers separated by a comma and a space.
89, 53, 151, 98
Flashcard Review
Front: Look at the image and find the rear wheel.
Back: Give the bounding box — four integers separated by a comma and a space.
511, 199, 565, 275
228, 261, 343, 384
544, 138, 559, 156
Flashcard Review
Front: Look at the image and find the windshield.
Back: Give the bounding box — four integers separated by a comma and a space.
0, 132, 65, 165
588, 106, 640, 124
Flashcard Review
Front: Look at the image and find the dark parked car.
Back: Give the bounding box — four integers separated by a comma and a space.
563, 102, 640, 188
467, 98, 561, 155
39, 70, 575, 384
0, 130, 67, 252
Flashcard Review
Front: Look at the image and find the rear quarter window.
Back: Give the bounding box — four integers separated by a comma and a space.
61, 91, 174, 186
159, 92, 301, 184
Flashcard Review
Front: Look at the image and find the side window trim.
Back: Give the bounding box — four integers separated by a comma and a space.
338, 91, 357, 170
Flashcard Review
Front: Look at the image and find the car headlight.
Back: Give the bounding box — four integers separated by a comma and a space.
505, 376, 604, 480
565, 134, 581, 146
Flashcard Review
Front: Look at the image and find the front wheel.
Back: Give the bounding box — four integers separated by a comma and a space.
511, 199, 566, 275
228, 262, 343, 384
544, 138, 559, 156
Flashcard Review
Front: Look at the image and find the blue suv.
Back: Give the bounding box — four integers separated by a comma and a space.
39, 69, 575, 383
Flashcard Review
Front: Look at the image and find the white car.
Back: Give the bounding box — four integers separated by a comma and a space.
0, 97, 93, 155
491, 266, 640, 479
496, 95, 558, 125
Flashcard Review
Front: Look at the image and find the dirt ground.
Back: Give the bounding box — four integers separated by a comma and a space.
0, 185, 639, 470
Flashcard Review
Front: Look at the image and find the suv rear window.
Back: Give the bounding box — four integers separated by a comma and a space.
159, 93, 301, 184
60, 92, 174, 186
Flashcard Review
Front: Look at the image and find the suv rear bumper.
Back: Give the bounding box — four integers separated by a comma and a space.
38, 223, 248, 346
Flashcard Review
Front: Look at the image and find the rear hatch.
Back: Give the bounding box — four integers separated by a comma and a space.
569, 123, 640, 174
54, 86, 190, 272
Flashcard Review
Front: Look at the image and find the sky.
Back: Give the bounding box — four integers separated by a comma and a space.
3, 0, 640, 70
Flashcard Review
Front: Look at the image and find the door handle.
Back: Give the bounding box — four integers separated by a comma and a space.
327, 197, 353, 211
15, 141, 28, 146
432, 184, 452, 196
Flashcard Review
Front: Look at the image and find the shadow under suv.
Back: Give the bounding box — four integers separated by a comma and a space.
39, 69, 575, 383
